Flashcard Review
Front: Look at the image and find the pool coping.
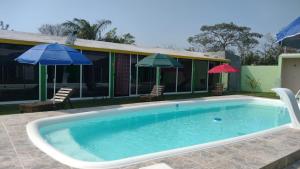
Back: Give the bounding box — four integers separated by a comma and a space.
26, 96, 293, 169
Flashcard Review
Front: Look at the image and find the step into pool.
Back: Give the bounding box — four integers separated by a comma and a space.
27, 97, 291, 169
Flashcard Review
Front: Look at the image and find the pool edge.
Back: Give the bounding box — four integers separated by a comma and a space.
26, 97, 292, 169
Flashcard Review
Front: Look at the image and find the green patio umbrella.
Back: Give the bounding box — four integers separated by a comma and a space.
136, 53, 183, 68
136, 53, 182, 93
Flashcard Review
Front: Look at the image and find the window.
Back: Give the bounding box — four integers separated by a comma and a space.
177, 59, 192, 92
194, 60, 208, 91
208, 61, 221, 90
130, 54, 138, 95
0, 43, 39, 101
82, 50, 109, 97
47, 65, 80, 98
114, 53, 130, 97
161, 68, 176, 93
138, 56, 156, 94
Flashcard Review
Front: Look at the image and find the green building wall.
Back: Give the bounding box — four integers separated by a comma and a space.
240, 66, 280, 92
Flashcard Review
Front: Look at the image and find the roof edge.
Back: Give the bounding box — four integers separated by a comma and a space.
0, 30, 227, 62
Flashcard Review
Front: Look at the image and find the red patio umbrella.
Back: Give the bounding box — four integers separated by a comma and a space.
208, 63, 239, 74
208, 63, 239, 87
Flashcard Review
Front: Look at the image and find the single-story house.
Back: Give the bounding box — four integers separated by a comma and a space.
0, 30, 228, 103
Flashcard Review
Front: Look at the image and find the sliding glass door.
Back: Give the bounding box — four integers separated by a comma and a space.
208, 61, 221, 90
130, 54, 138, 95
47, 50, 109, 99
194, 60, 208, 91
47, 65, 80, 99
137, 56, 156, 94
114, 53, 130, 97
42, 50, 213, 99
0, 43, 39, 101
161, 68, 177, 93
177, 59, 192, 92
82, 50, 109, 97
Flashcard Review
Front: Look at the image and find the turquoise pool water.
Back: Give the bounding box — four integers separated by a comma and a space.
40, 100, 291, 162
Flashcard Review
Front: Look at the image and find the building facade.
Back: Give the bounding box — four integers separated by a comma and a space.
0, 30, 227, 103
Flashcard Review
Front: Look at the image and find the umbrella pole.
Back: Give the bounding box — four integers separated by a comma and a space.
53, 65, 56, 102
156, 67, 160, 95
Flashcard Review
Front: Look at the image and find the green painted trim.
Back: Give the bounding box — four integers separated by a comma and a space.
191, 60, 195, 93
156, 67, 160, 86
39, 65, 47, 101
109, 52, 115, 98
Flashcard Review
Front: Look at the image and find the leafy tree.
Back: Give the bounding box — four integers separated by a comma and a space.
0, 21, 10, 30
38, 24, 68, 36
121, 33, 135, 44
102, 28, 118, 42
38, 18, 136, 44
159, 44, 181, 50
102, 28, 135, 44
242, 33, 283, 65
237, 30, 262, 62
259, 33, 283, 65
62, 18, 112, 40
187, 22, 262, 56
242, 51, 260, 65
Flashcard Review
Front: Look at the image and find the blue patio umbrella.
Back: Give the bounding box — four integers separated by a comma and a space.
15, 43, 92, 65
15, 43, 92, 99
276, 16, 300, 49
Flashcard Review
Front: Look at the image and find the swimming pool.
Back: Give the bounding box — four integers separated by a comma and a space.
27, 97, 291, 169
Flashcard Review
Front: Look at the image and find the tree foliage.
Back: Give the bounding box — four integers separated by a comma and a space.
242, 51, 261, 65
259, 33, 283, 65
0, 21, 10, 30
62, 18, 112, 40
242, 33, 283, 65
38, 18, 135, 44
187, 22, 284, 65
38, 24, 68, 36
102, 28, 135, 44
187, 22, 262, 55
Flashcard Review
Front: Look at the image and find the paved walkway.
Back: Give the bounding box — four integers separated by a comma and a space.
1, 96, 300, 169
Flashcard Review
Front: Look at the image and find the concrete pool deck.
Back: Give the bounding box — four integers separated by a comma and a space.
1, 95, 300, 169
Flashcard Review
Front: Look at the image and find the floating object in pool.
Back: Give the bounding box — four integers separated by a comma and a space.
176, 104, 179, 108
214, 117, 222, 122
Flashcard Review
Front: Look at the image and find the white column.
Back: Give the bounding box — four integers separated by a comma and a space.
207, 61, 209, 91
175, 58, 178, 93
129, 53, 132, 95
109, 51, 112, 98
136, 54, 139, 95
191, 59, 194, 93
53, 65, 56, 99
80, 64, 82, 98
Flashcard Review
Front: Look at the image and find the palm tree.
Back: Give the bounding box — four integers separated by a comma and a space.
62, 18, 112, 40
103, 28, 135, 44
120, 33, 135, 44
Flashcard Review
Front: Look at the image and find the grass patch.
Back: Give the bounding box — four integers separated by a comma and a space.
226, 91, 278, 99
0, 91, 278, 116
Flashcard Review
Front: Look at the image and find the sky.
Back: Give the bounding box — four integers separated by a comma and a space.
1, 0, 300, 49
